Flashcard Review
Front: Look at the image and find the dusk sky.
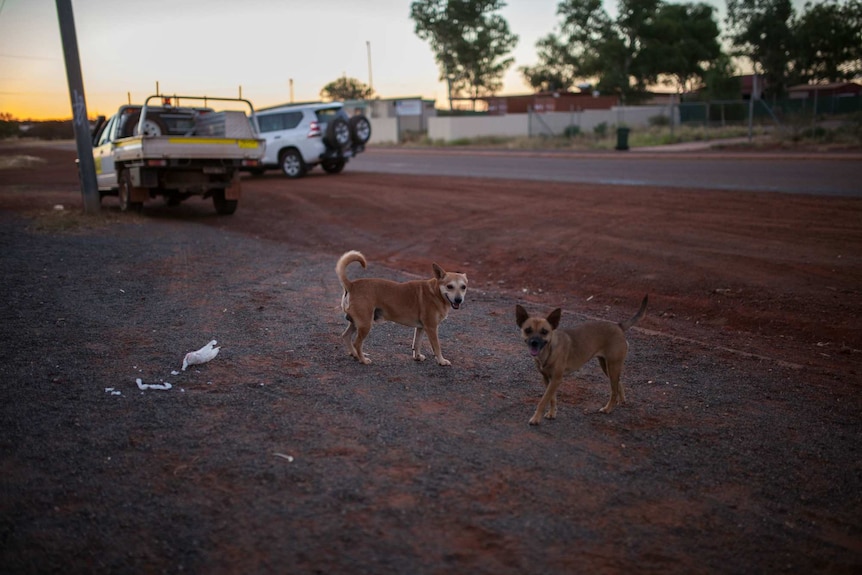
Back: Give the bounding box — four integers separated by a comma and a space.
0, 0, 804, 120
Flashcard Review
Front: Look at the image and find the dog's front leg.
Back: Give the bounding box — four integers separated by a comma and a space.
530, 374, 562, 425
425, 325, 450, 366
412, 327, 426, 361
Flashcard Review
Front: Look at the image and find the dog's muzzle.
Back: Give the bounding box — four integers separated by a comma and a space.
527, 337, 547, 357
448, 296, 463, 310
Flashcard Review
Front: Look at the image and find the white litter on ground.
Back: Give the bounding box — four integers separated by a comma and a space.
135, 378, 172, 391
182, 340, 220, 371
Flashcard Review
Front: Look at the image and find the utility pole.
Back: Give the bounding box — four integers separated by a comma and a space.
55, 0, 100, 214
366, 41, 373, 93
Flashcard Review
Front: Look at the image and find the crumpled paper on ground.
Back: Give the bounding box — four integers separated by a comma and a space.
182, 339, 220, 371
136, 378, 172, 391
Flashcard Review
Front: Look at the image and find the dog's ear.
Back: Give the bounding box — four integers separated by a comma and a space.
432, 263, 446, 280
515, 305, 529, 327
547, 308, 562, 329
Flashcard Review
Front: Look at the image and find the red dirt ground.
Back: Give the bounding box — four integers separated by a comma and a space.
1, 141, 860, 574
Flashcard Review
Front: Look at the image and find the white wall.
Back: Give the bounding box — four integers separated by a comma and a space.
428, 115, 528, 141
368, 117, 398, 145
425, 105, 673, 142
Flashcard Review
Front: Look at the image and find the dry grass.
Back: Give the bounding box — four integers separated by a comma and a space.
24, 204, 134, 235
0, 155, 48, 169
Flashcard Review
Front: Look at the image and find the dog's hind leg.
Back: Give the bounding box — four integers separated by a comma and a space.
600, 361, 625, 413
412, 327, 427, 361
352, 323, 373, 365
341, 320, 358, 358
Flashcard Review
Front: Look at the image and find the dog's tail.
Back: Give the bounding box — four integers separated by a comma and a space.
619, 294, 648, 332
335, 250, 367, 292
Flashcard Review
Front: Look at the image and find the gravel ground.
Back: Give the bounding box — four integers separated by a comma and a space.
0, 142, 860, 574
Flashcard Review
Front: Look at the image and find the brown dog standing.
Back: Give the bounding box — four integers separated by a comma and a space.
515, 296, 648, 425
336, 250, 468, 366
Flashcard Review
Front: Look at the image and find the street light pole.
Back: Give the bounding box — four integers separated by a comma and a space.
55, 0, 100, 214
366, 41, 373, 92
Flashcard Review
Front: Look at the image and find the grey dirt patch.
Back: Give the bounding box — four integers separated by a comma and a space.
1, 211, 859, 574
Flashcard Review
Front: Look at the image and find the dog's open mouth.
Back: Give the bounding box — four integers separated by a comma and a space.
450, 301, 461, 310
528, 339, 545, 357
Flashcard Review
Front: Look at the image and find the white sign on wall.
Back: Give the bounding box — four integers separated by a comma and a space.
395, 100, 422, 116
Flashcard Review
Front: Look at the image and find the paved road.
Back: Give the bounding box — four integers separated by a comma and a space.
351, 147, 862, 197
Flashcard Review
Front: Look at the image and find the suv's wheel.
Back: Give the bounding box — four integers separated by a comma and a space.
279, 148, 306, 178
324, 117, 351, 150
349, 115, 372, 145
118, 170, 143, 212
321, 158, 346, 174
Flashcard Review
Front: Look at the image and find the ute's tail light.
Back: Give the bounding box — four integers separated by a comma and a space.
308, 121, 321, 138
146, 159, 167, 167
242, 159, 260, 167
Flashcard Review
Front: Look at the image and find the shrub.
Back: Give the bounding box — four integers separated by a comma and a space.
563, 125, 581, 138
593, 122, 608, 137
648, 114, 671, 127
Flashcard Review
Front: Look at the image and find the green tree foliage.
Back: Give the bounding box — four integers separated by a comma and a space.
521, 0, 723, 103
726, 0, 797, 97
639, 2, 722, 93
0, 112, 19, 139
320, 76, 374, 101
520, 33, 579, 92
794, 0, 862, 83
520, 0, 611, 92
699, 53, 743, 100
410, 0, 518, 108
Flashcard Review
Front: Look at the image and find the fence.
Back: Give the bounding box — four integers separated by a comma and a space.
678, 94, 862, 128
385, 95, 861, 144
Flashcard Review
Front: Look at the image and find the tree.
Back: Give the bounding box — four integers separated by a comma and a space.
410, 0, 518, 109
320, 76, 374, 101
699, 53, 743, 100
726, 0, 797, 98
520, 0, 610, 92
0, 112, 19, 139
794, 0, 862, 83
519, 34, 577, 92
520, 0, 663, 103
639, 2, 722, 93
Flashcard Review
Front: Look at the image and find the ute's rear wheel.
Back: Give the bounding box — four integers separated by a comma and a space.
279, 148, 306, 178
118, 170, 142, 213
212, 190, 238, 215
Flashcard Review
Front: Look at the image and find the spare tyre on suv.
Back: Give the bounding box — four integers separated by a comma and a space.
251, 102, 371, 178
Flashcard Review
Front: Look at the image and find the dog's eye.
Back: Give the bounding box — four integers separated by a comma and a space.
540, 329, 548, 335
447, 284, 453, 290
524, 328, 533, 335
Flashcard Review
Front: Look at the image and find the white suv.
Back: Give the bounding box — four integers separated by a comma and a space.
252, 102, 371, 178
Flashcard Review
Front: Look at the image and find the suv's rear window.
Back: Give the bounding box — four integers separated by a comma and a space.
258, 111, 303, 133
315, 108, 343, 123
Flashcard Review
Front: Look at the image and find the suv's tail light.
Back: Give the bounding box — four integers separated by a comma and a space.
307, 121, 321, 138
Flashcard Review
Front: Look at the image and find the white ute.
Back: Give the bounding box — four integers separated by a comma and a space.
89, 95, 265, 214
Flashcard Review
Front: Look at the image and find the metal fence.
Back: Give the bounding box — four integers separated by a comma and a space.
678, 94, 862, 128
